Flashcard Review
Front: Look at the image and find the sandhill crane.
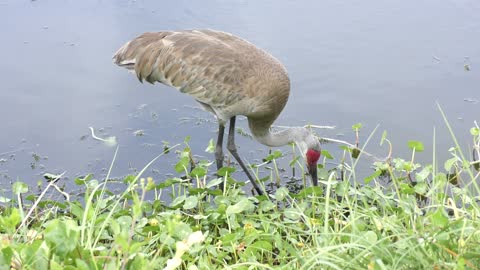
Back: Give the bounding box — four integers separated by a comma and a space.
113, 29, 321, 195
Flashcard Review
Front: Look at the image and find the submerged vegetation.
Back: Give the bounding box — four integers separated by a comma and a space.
1, 111, 480, 270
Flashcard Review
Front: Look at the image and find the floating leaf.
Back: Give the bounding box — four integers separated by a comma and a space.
133, 129, 144, 136
43, 173, 61, 182
74, 174, 93, 185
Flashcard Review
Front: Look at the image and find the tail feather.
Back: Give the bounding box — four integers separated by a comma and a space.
113, 32, 172, 79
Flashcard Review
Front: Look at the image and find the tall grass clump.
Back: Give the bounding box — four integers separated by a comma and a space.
1, 110, 479, 269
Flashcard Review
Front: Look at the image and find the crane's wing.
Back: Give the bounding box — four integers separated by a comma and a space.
113, 29, 257, 108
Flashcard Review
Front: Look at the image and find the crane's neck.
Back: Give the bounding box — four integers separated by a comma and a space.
248, 119, 306, 148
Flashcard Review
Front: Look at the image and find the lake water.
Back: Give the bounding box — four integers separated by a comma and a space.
1, 0, 479, 190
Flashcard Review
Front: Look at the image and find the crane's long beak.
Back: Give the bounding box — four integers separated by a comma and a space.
308, 164, 318, 186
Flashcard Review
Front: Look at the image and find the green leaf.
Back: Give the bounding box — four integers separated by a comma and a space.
365, 170, 382, 184
380, 130, 387, 146
274, 187, 289, 201
226, 198, 254, 215
205, 139, 215, 153
321, 150, 333, 159
190, 167, 206, 178
206, 178, 224, 188
289, 156, 300, 167
351, 147, 361, 159
352, 123, 362, 130
170, 195, 186, 208
0, 208, 21, 234
174, 156, 190, 173
44, 219, 79, 258
284, 208, 301, 221
430, 208, 449, 228
75, 259, 91, 270
444, 158, 457, 172
183, 196, 198, 210
74, 174, 93, 185
399, 183, 415, 195
265, 150, 283, 161
362, 231, 378, 245
0, 247, 13, 270
12, 181, 28, 195
470, 127, 480, 136
123, 175, 136, 184
184, 136, 191, 143
415, 165, 432, 181
258, 200, 276, 212
293, 186, 323, 198
414, 182, 428, 195
407, 140, 424, 152
317, 168, 329, 180
217, 167, 236, 177
245, 240, 273, 257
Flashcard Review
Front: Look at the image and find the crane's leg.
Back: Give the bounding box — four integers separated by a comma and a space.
215, 124, 225, 171
226, 116, 264, 195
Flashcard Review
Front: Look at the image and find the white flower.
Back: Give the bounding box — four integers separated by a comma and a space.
163, 231, 205, 270
175, 241, 189, 257
186, 231, 205, 246
163, 257, 182, 270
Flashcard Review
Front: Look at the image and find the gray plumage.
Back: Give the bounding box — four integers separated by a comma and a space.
114, 29, 320, 194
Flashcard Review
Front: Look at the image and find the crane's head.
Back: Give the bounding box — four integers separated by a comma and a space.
295, 128, 321, 186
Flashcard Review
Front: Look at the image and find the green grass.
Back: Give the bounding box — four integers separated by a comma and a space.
1, 113, 480, 270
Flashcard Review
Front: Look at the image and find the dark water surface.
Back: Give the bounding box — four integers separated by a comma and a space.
1, 0, 479, 189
